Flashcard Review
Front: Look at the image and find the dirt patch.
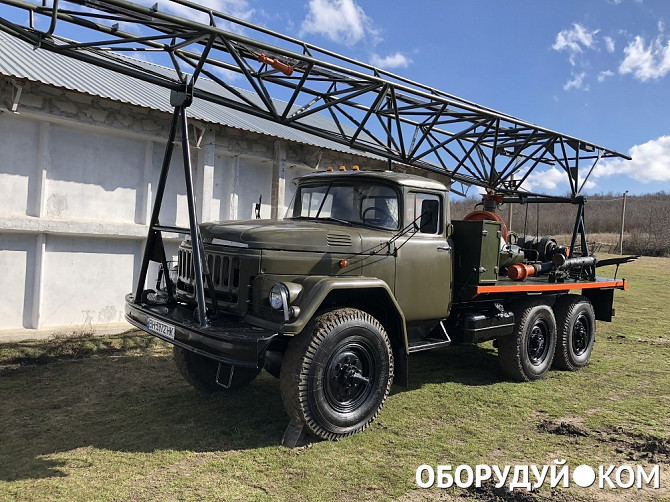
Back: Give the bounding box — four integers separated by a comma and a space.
466, 483, 584, 501
466, 483, 538, 501
538, 420, 589, 438
538, 419, 669, 463
597, 427, 670, 463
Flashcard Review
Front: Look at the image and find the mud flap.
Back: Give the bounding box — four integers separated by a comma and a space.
281, 420, 319, 448
583, 288, 615, 322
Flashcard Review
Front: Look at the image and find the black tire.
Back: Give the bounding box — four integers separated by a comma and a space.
498, 301, 557, 381
173, 346, 260, 393
553, 295, 596, 371
280, 308, 394, 440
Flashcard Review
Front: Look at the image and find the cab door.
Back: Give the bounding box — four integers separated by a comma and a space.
394, 191, 452, 322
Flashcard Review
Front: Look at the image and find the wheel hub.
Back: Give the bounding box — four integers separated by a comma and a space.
331, 352, 367, 396
572, 314, 590, 355
325, 344, 375, 413
528, 321, 549, 365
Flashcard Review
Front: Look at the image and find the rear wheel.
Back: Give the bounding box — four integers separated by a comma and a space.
498, 302, 557, 381
553, 295, 596, 371
280, 308, 394, 440
173, 346, 260, 393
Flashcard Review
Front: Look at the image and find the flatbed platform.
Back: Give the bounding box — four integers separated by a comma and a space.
474, 277, 626, 297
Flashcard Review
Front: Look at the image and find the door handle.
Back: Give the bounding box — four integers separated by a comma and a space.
436, 245, 451, 252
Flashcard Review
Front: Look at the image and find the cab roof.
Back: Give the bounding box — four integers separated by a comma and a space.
297, 170, 448, 191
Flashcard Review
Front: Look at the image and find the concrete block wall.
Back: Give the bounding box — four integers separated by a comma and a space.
0, 77, 392, 334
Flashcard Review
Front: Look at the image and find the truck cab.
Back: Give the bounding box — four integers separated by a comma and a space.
177, 169, 453, 335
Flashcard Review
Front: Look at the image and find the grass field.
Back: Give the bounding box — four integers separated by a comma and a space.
0, 257, 668, 501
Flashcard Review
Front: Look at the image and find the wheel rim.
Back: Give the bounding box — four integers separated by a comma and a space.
324, 340, 376, 413
527, 319, 551, 365
571, 312, 591, 356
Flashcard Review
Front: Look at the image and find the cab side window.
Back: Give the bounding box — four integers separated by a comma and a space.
406, 192, 441, 234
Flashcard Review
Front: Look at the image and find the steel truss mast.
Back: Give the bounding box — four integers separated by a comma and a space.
0, 0, 632, 327
0, 0, 629, 197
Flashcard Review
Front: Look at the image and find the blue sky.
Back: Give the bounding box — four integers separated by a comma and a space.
2, 0, 669, 196
247, 0, 670, 196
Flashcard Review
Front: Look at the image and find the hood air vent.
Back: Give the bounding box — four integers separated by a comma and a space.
327, 232, 353, 246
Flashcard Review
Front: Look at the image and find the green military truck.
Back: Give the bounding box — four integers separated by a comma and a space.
0, 0, 632, 446
125, 168, 629, 444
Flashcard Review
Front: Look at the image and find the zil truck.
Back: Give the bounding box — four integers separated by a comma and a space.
0, 0, 633, 446
125, 168, 631, 444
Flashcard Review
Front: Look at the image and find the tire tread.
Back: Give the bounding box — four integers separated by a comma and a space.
498, 300, 557, 382
553, 295, 595, 371
280, 308, 393, 440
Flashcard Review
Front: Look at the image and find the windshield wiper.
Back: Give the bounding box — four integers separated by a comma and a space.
294, 216, 353, 226
292, 216, 352, 226
320, 216, 353, 226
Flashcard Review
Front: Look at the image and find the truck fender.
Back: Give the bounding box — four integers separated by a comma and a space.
290, 276, 409, 386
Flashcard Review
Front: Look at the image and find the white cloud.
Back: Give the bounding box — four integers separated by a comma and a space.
370, 52, 412, 69
604, 36, 616, 53
595, 136, 670, 183
619, 34, 670, 81
552, 23, 599, 65
597, 70, 614, 82
519, 166, 597, 193
300, 0, 376, 46
520, 167, 567, 192
156, 0, 255, 32
563, 72, 588, 91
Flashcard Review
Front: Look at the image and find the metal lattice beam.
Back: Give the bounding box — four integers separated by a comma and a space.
0, 0, 630, 197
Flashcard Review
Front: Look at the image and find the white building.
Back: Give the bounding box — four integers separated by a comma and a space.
0, 31, 445, 336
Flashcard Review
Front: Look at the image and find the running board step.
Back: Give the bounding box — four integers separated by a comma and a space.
408, 338, 451, 353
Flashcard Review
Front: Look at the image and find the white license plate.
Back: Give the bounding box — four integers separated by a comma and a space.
146, 316, 175, 340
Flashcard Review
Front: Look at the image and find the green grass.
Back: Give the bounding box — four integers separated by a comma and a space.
0, 257, 668, 501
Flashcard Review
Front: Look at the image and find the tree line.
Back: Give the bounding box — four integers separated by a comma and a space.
450, 192, 670, 257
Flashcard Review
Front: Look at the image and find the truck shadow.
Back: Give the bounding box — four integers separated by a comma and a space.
1, 342, 501, 482
0, 353, 286, 482
405, 343, 503, 389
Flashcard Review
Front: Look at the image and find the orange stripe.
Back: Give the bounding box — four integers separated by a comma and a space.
475, 279, 626, 295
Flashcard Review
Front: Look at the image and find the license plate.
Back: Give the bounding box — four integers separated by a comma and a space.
146, 316, 175, 340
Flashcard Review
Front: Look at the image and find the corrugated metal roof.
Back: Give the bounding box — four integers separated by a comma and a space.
0, 30, 377, 160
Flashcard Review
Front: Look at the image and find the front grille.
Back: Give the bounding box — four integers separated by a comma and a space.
178, 248, 240, 290
206, 253, 240, 289
177, 246, 247, 309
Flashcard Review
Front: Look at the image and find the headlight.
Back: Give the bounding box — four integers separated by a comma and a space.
268, 284, 287, 310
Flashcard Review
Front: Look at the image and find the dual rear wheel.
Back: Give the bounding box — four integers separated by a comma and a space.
498, 296, 595, 381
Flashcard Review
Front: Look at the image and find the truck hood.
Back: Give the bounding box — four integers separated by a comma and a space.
200, 219, 366, 253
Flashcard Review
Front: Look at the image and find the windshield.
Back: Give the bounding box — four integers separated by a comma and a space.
286, 181, 400, 230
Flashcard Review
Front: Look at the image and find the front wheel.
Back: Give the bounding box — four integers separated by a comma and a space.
553, 295, 596, 371
280, 308, 394, 440
498, 302, 557, 381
